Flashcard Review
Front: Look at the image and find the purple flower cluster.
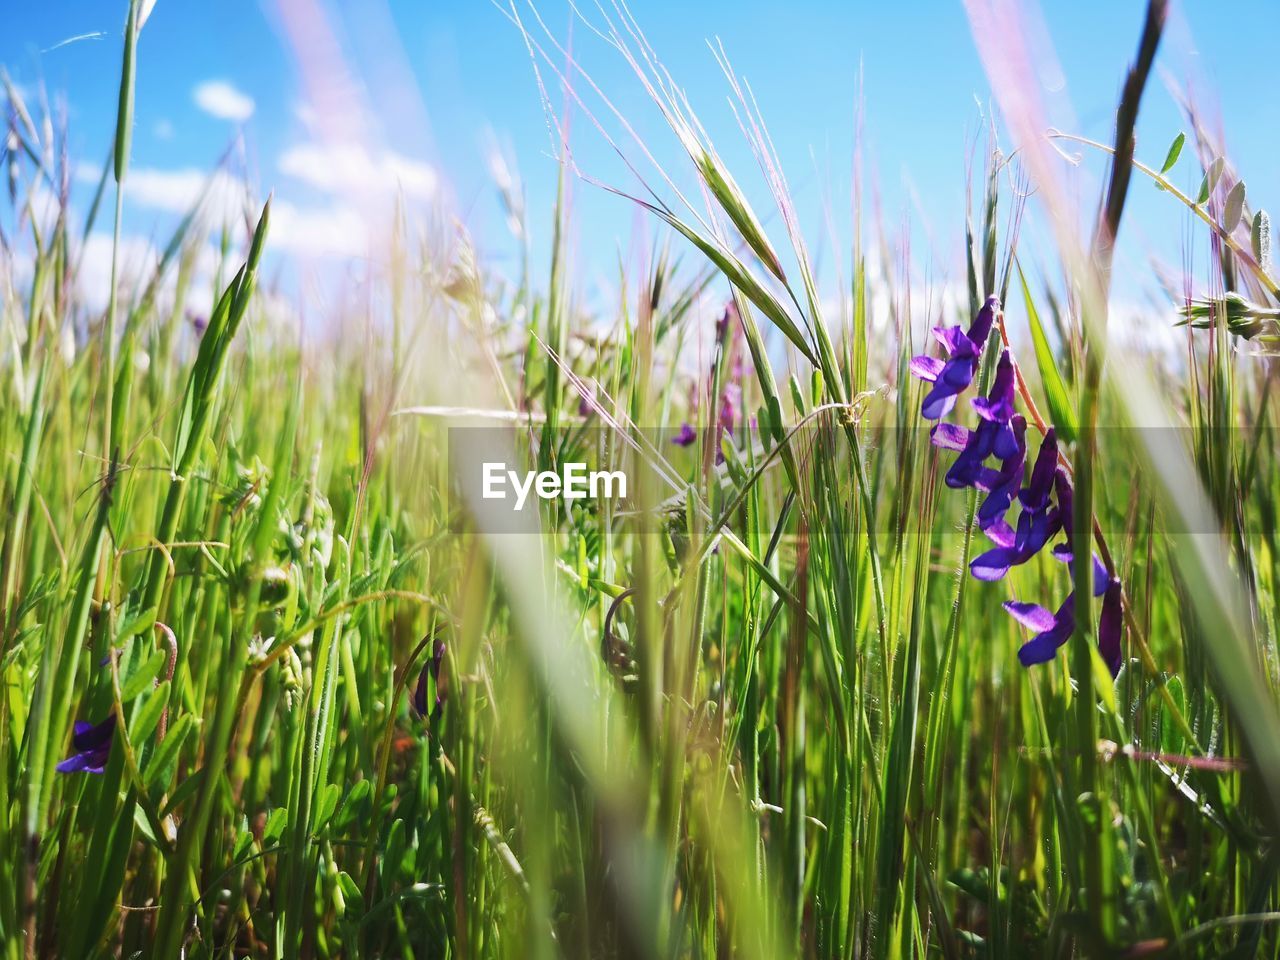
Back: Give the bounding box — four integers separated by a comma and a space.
673, 302, 747, 456
910, 295, 1123, 676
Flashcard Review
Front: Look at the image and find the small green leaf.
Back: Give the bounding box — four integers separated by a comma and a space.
1159, 132, 1185, 174
333, 779, 372, 833
130, 680, 169, 743
114, 605, 156, 644
314, 783, 341, 832
1196, 157, 1224, 205
233, 816, 255, 861
1223, 180, 1246, 233
119, 648, 166, 702
263, 807, 288, 847
145, 714, 193, 789
1017, 264, 1077, 443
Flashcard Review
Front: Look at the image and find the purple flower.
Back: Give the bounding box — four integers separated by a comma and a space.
1049, 469, 1108, 597
1005, 578, 1124, 677
56, 714, 116, 774
1010, 593, 1076, 667
966, 294, 998, 346
968, 439, 1065, 582
1098, 578, 1123, 676
971, 349, 1017, 425
942, 420, 992, 489
720, 383, 742, 434
909, 296, 999, 420
1020, 428, 1058, 512
412, 639, 447, 721
672, 423, 697, 447
977, 416, 1026, 529
715, 301, 739, 340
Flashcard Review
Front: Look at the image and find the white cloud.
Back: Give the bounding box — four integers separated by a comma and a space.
269, 200, 370, 259
278, 141, 437, 201
124, 167, 248, 224
75, 232, 159, 313
193, 80, 255, 122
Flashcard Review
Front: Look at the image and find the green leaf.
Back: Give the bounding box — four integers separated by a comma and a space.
1196, 157, 1224, 205
333, 779, 372, 833
119, 648, 166, 702
233, 816, 255, 861
144, 714, 193, 789
314, 782, 341, 832
1017, 264, 1077, 443
1224, 180, 1246, 233
1159, 132, 1185, 174
114, 605, 156, 643
130, 680, 170, 744
263, 807, 288, 847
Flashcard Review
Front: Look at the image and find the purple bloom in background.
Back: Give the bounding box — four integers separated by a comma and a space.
715, 301, 739, 340
56, 714, 116, 774
720, 383, 742, 434
1098, 578, 1124, 676
412, 638, 447, 722
672, 423, 697, 447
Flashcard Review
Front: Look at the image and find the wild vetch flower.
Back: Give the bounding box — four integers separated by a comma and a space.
56, 714, 115, 774
672, 423, 697, 447
909, 295, 998, 419
919, 297, 1126, 678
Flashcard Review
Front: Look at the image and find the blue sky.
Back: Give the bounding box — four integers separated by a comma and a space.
4, 0, 1279, 312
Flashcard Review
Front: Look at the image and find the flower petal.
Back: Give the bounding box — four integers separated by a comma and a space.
966, 295, 999, 348
931, 422, 970, 451
1003, 600, 1057, 632
909, 355, 945, 383
921, 385, 958, 420
1098, 579, 1123, 676
971, 547, 1015, 581
981, 517, 1016, 547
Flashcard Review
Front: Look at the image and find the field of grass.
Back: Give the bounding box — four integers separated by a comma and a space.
3, 0, 1280, 957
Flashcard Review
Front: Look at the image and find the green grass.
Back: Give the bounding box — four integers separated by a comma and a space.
2, 0, 1280, 956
